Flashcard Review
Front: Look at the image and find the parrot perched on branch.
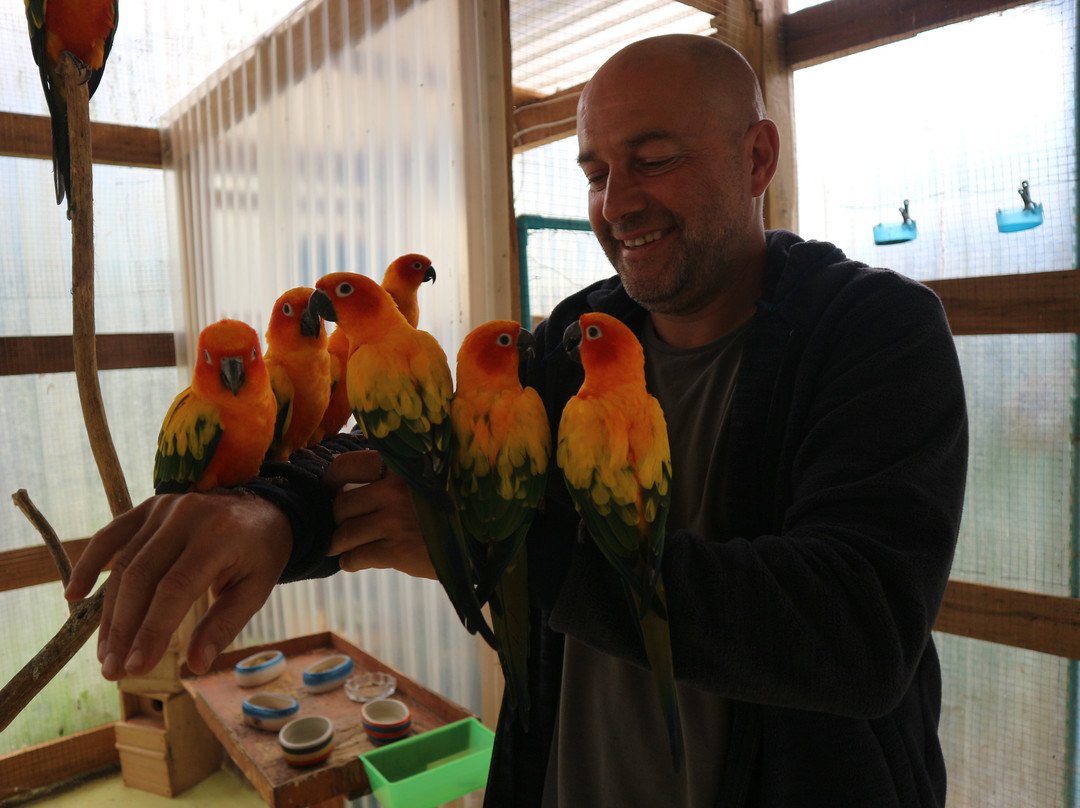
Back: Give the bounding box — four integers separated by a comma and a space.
556, 311, 683, 771
263, 286, 332, 460
154, 319, 277, 494
307, 273, 497, 648
450, 320, 550, 730
25, 0, 118, 212
381, 253, 436, 329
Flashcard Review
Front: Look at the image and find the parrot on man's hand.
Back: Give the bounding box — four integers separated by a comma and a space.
154, 319, 277, 494
556, 311, 683, 772
381, 253, 436, 328
310, 324, 352, 443
451, 320, 550, 731
264, 287, 332, 460
25, 0, 118, 212
307, 273, 498, 648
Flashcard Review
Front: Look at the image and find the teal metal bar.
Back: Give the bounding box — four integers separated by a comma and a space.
516, 214, 593, 323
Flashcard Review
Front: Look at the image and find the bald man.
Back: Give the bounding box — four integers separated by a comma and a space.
69, 34, 966, 808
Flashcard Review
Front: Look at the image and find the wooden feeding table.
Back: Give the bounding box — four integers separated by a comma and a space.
181, 631, 475, 808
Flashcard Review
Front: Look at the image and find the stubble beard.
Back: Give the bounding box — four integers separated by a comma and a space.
602, 214, 738, 316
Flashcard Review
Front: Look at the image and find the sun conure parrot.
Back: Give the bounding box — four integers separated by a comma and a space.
263, 287, 332, 460
307, 273, 497, 648
556, 311, 683, 772
310, 324, 352, 443
450, 320, 549, 731
309, 255, 434, 443
381, 253, 436, 328
154, 319, 277, 494
25, 0, 118, 212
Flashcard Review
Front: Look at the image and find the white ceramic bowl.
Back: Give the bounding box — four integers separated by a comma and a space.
234, 650, 285, 688
302, 653, 354, 694
241, 692, 299, 731
279, 715, 334, 767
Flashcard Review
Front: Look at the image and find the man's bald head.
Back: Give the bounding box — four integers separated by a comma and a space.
581, 35, 766, 141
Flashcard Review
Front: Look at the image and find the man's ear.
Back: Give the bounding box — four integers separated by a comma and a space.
746, 119, 780, 198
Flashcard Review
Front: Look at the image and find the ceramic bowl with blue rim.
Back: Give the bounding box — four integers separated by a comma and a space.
279, 715, 334, 767
241, 692, 299, 731
360, 697, 412, 744
302, 653, 354, 694
234, 650, 286, 688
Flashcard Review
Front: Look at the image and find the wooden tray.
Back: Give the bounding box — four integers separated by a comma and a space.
181, 631, 474, 808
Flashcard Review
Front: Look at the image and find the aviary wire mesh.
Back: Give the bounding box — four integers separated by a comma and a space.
511, 2, 1078, 806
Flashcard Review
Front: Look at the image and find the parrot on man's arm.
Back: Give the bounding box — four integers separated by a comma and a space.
381, 253, 436, 328
25, 0, 118, 212
263, 287, 332, 460
451, 320, 550, 731
307, 273, 497, 648
154, 319, 278, 494
556, 311, 683, 771
309, 254, 434, 443
310, 324, 352, 443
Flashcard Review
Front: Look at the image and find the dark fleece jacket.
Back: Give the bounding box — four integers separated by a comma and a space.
484, 230, 968, 807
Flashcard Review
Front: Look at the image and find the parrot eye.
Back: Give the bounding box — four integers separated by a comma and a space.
585, 324, 603, 340
204, 349, 212, 365
412, 261, 423, 271
250, 347, 257, 361
496, 333, 513, 348
336, 281, 354, 298
282, 302, 293, 317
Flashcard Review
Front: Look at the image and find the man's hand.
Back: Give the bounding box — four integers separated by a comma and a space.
65, 491, 292, 680
324, 450, 436, 580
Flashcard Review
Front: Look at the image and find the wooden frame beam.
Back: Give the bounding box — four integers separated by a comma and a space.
926, 269, 1080, 335
0, 333, 176, 377
936, 580, 1080, 660
0, 111, 164, 168
783, 0, 1043, 69
0, 724, 119, 803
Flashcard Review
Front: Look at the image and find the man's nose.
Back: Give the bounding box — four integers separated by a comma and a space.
600, 168, 646, 224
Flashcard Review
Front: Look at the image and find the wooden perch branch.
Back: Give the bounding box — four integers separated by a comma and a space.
12, 489, 73, 602
62, 54, 132, 519
0, 54, 135, 734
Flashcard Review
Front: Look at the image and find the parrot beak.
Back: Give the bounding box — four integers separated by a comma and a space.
219, 356, 246, 396
517, 327, 536, 362
562, 320, 582, 364
424, 265, 437, 284
308, 289, 337, 323
299, 304, 321, 338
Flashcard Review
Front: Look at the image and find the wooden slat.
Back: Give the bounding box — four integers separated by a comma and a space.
0, 333, 176, 377
925, 269, 1080, 335
512, 83, 582, 152
783, 0, 1042, 69
0, 724, 119, 802
0, 111, 164, 168
0, 539, 105, 593
936, 579, 1080, 659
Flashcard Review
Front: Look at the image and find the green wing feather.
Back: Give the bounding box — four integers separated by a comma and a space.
154, 389, 223, 494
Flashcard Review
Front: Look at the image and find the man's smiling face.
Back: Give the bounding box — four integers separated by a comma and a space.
576, 50, 753, 317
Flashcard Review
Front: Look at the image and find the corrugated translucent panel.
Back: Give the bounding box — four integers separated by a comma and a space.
792, 0, 1076, 280
163, 0, 484, 719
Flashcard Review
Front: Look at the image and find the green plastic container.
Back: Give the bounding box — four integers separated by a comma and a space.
359, 717, 495, 808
